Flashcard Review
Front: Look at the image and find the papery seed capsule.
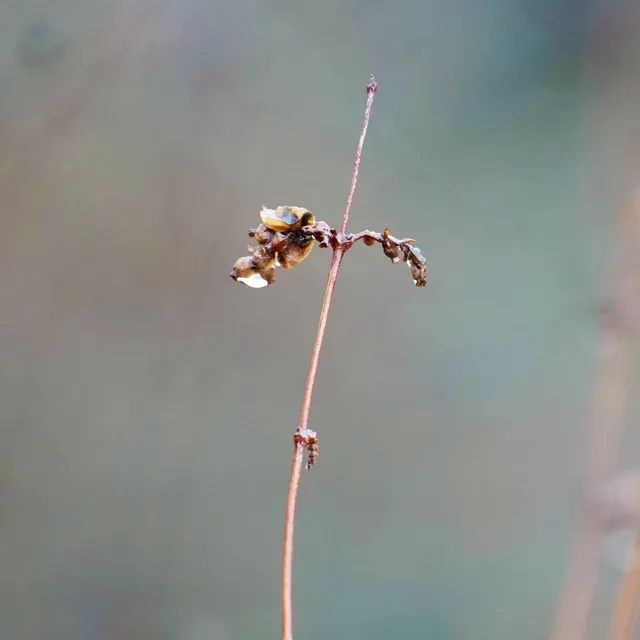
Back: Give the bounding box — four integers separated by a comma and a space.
230, 256, 275, 288
260, 206, 315, 233
276, 238, 314, 269
306, 435, 319, 470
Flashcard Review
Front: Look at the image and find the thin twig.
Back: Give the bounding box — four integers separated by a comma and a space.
280, 76, 378, 640
281, 443, 304, 640
339, 77, 377, 236
296, 249, 346, 435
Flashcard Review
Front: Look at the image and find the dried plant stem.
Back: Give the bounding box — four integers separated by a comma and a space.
282, 442, 305, 640
609, 534, 640, 640
549, 341, 633, 640
297, 250, 346, 433
281, 249, 342, 640
550, 188, 640, 640
281, 76, 378, 640
339, 77, 377, 236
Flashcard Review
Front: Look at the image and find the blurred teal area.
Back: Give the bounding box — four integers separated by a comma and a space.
1, 0, 640, 638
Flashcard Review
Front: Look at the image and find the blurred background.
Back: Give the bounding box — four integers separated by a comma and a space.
1, 0, 640, 638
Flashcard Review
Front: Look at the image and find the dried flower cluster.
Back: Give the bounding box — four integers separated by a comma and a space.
230, 205, 427, 288
349, 226, 428, 287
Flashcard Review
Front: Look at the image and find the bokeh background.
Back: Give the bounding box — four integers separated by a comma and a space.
2, 0, 640, 638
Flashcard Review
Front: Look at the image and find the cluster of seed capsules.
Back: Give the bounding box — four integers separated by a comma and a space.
230, 205, 427, 289
230, 206, 317, 289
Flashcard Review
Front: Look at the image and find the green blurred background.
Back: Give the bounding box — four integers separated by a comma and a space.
1, 0, 640, 637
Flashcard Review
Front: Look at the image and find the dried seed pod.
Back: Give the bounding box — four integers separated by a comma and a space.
294, 427, 319, 470
230, 256, 276, 288
380, 226, 400, 263
277, 238, 314, 269
382, 242, 400, 263
260, 206, 315, 233
248, 224, 274, 245
407, 245, 425, 263
406, 245, 427, 287
306, 435, 319, 470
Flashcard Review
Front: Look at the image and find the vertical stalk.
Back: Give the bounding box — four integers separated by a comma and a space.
280, 76, 378, 640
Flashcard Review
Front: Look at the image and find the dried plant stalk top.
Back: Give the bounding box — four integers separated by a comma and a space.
230, 206, 427, 288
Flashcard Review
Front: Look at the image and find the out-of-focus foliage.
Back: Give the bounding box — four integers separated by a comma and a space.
1, 0, 640, 638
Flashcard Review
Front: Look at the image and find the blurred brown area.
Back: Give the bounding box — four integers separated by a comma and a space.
1, 0, 640, 638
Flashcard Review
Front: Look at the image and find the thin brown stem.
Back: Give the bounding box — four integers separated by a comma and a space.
280, 76, 378, 640
340, 76, 378, 236
297, 249, 345, 431
281, 442, 304, 640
